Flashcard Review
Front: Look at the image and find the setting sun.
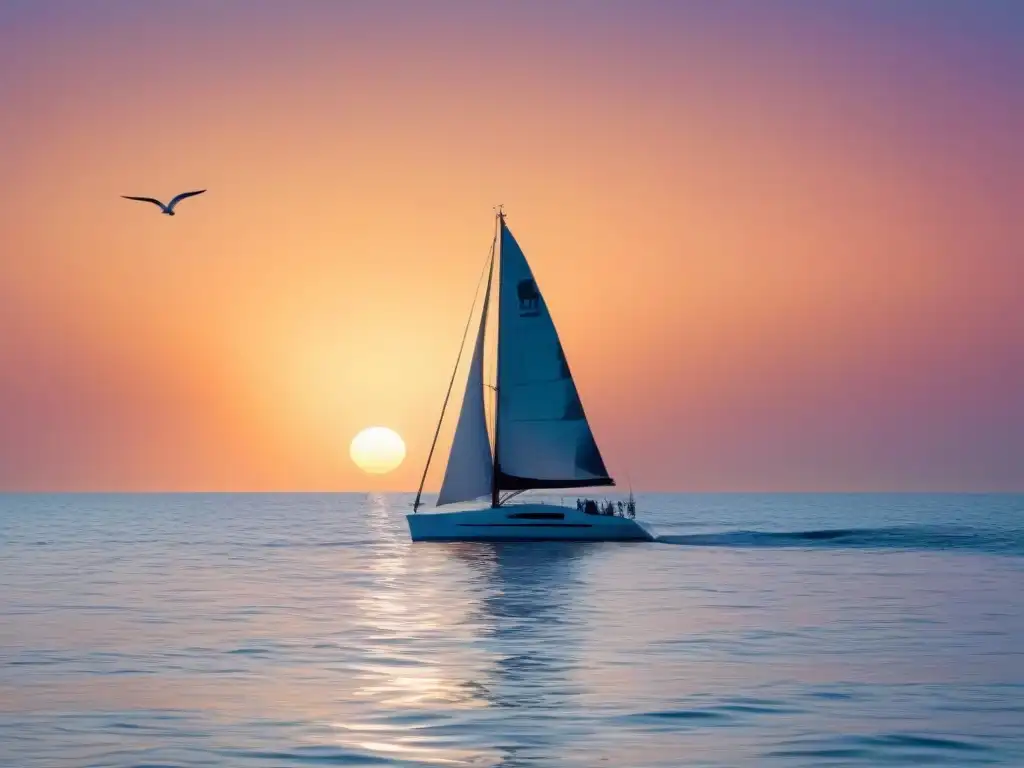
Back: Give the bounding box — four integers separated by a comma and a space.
350, 427, 407, 475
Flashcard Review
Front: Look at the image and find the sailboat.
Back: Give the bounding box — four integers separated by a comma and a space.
407, 210, 655, 542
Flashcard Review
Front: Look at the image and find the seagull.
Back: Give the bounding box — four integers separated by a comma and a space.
121, 189, 206, 216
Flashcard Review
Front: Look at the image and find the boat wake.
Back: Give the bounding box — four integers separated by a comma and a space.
655, 525, 1023, 555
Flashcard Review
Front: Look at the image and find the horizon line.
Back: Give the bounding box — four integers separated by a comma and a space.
0, 489, 1020, 496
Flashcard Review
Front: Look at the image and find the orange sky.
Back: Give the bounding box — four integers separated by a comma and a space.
0, 1, 1021, 491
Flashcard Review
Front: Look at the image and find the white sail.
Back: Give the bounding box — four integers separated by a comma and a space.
494, 222, 613, 490
435, 256, 495, 506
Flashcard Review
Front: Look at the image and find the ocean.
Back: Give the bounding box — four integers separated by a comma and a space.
1, 492, 1022, 767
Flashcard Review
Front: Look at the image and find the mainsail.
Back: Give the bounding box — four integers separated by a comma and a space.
493, 219, 614, 491
435, 252, 495, 506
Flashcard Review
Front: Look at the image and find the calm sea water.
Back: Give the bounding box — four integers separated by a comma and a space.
1, 492, 1023, 767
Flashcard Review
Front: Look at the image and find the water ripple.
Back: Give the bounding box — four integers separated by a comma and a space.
1, 492, 1022, 767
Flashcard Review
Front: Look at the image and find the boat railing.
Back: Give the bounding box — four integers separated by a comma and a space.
576, 498, 637, 519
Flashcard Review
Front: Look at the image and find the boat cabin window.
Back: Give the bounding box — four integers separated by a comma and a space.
505, 512, 566, 520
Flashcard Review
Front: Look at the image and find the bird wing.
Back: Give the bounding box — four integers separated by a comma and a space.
121, 195, 166, 208
166, 189, 207, 210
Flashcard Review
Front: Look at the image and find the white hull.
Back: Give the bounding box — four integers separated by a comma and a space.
406, 503, 656, 542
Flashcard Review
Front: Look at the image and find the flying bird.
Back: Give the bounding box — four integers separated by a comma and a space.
121, 189, 206, 216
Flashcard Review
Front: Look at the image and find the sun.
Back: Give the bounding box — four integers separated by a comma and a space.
350, 426, 407, 474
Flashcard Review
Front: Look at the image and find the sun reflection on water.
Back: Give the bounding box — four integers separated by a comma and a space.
318, 495, 598, 765
320, 495, 503, 764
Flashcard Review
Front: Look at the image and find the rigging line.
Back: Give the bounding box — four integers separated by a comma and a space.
413, 225, 498, 512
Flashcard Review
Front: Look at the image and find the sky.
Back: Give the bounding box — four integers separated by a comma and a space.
0, 0, 1021, 492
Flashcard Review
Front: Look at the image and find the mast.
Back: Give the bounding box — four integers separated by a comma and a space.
491, 207, 505, 508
